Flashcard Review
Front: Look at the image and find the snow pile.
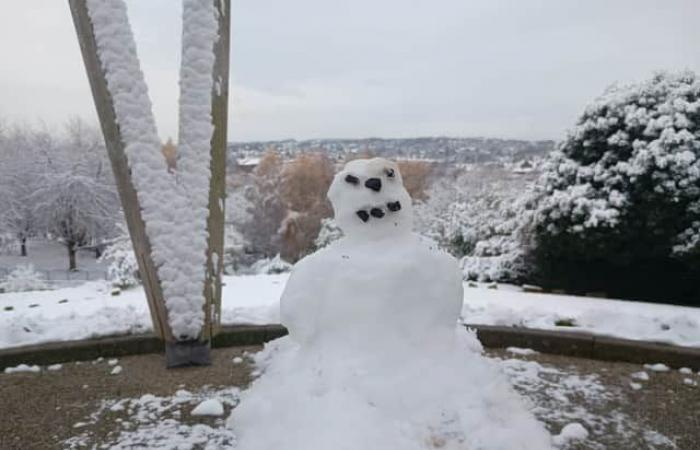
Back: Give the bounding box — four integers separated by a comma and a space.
0, 264, 48, 293
228, 159, 552, 450
86, 0, 219, 339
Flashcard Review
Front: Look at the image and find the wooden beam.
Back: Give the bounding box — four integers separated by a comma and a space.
201, 0, 231, 341
68, 0, 172, 342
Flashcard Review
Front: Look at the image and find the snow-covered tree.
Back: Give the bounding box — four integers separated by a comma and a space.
530, 71, 700, 303
241, 151, 287, 259
32, 171, 118, 271
0, 125, 52, 256
101, 225, 139, 288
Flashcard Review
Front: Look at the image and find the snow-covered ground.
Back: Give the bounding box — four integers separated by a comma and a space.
59, 355, 680, 450
0, 240, 108, 276
1, 274, 699, 350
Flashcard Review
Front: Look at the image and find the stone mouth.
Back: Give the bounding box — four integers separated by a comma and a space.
355, 201, 401, 223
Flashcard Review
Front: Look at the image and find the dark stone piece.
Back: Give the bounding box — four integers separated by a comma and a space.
356, 210, 370, 222
370, 208, 385, 218
345, 174, 359, 185
364, 177, 382, 192
387, 201, 401, 212
165, 340, 211, 368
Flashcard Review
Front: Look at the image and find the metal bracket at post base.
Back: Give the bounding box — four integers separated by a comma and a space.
165, 340, 212, 368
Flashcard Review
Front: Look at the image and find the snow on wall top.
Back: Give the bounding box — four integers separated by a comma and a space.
86, 0, 219, 339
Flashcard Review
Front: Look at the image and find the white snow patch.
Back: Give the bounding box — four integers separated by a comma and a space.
4, 363, 40, 374
232, 356, 243, 364
629, 382, 642, 390
110, 365, 123, 375
108, 358, 119, 366
631, 371, 650, 381
64, 387, 239, 449
47, 363, 63, 371
678, 367, 692, 375
552, 422, 589, 447
506, 346, 538, 356
191, 398, 225, 416
644, 363, 670, 372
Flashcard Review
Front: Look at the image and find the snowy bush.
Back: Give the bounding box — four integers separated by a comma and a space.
0, 264, 48, 293
101, 229, 139, 289
314, 218, 344, 249
413, 165, 538, 282
530, 71, 700, 304
249, 254, 293, 275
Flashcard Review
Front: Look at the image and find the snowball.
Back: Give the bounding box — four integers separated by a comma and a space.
111, 365, 123, 375
553, 422, 589, 446
108, 358, 119, 366
629, 382, 642, 390
191, 399, 224, 416
47, 364, 63, 371
683, 378, 697, 387
232, 357, 243, 364
678, 367, 692, 375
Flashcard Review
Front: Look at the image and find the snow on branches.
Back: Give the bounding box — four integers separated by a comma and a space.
533, 71, 700, 256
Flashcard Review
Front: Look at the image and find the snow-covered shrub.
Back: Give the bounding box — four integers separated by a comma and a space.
414, 165, 538, 282
0, 264, 48, 293
314, 218, 343, 249
249, 254, 293, 274
530, 71, 700, 304
101, 230, 139, 289
223, 224, 257, 274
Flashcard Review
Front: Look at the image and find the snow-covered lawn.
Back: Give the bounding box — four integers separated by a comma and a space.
0, 274, 699, 350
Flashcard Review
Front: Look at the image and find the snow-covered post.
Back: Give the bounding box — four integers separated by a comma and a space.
68, 0, 230, 366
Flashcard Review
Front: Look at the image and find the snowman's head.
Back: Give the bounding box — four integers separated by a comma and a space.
328, 157, 413, 239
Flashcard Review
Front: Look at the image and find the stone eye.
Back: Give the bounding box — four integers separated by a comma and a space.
345, 174, 359, 185
385, 168, 395, 178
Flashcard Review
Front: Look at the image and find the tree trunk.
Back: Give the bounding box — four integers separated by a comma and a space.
20, 238, 27, 257
68, 243, 77, 271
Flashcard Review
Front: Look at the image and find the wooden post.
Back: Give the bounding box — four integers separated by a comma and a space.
69, 0, 230, 366
68, 0, 172, 342
201, 0, 230, 341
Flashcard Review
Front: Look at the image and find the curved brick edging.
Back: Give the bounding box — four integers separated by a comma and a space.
1, 324, 698, 371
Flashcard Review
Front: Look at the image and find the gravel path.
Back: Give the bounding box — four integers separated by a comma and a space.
1, 346, 698, 449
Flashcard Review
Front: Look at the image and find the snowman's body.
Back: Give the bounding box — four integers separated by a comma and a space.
229, 158, 553, 450
282, 233, 463, 356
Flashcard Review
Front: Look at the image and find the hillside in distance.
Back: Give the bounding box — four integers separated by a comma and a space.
228, 137, 555, 165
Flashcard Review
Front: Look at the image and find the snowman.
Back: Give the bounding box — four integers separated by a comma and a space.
228, 158, 553, 450
281, 157, 463, 357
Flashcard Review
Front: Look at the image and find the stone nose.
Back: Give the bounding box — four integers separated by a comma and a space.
364, 178, 382, 192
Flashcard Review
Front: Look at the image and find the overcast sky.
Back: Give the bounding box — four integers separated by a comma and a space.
0, 0, 698, 142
